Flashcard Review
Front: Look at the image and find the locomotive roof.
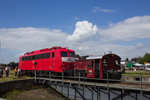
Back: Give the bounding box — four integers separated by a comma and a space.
86, 56, 102, 60
86, 53, 120, 60
23, 47, 74, 56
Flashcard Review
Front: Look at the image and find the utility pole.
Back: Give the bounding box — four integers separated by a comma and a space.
0, 41, 2, 64
0, 41, 3, 65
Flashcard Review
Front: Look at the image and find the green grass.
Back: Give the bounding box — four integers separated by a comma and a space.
0, 70, 33, 82
123, 70, 150, 77
125, 71, 150, 74
123, 74, 150, 77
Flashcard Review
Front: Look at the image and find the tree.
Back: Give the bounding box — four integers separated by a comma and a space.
136, 53, 150, 64
8, 62, 18, 69
131, 57, 138, 62
143, 53, 150, 62
125, 58, 129, 62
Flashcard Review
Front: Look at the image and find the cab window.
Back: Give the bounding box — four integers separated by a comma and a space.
88, 60, 94, 68
115, 59, 120, 65
52, 52, 55, 57
103, 58, 107, 66
70, 52, 75, 57
61, 52, 68, 57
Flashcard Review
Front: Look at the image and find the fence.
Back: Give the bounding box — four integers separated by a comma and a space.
35, 70, 150, 100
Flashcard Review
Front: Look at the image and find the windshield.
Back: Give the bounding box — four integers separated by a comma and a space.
70, 52, 75, 57
147, 65, 150, 68
61, 52, 68, 57
115, 59, 120, 65
103, 58, 107, 66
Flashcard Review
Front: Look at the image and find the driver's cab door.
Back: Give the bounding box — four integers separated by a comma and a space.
87, 60, 95, 78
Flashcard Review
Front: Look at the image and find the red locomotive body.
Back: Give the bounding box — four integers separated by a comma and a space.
19, 47, 75, 75
74, 53, 122, 79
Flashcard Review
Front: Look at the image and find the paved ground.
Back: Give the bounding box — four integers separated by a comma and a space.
0, 98, 6, 100
6, 88, 67, 100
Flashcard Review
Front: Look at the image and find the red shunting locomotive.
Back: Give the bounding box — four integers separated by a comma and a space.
74, 53, 122, 79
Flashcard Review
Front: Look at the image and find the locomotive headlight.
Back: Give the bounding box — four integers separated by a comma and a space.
89, 70, 93, 73
67, 57, 71, 61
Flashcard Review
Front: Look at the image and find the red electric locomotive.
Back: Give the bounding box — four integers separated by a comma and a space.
74, 53, 122, 79
18, 47, 75, 75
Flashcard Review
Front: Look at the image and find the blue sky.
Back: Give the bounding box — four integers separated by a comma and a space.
0, 0, 150, 63
1, 0, 150, 31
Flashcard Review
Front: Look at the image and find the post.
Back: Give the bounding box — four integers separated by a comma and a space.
79, 71, 80, 86
107, 72, 109, 92
121, 89, 123, 100
49, 71, 51, 84
140, 72, 142, 94
0, 40, 0, 64
39, 71, 41, 82
74, 86, 76, 100
61, 71, 64, 94
92, 88, 94, 100
108, 90, 110, 100
136, 90, 137, 100
83, 85, 85, 100
67, 84, 69, 98
62, 71, 64, 85
97, 88, 100, 100
55, 81, 57, 89
35, 70, 36, 82
61, 83, 63, 94
34, 61, 37, 82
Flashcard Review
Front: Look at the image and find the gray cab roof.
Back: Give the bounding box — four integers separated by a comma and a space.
86, 56, 102, 60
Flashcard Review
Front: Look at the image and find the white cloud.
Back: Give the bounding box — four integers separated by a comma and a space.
72, 42, 150, 60
93, 7, 116, 13
100, 16, 150, 42
67, 21, 98, 42
0, 27, 68, 51
0, 17, 150, 63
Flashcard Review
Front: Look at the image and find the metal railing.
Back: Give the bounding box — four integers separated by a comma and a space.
34, 70, 150, 100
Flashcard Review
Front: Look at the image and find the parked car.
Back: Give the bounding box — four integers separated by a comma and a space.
145, 64, 150, 71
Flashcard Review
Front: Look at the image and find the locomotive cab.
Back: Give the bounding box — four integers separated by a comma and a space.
86, 54, 122, 80
102, 54, 122, 79
60, 50, 76, 76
